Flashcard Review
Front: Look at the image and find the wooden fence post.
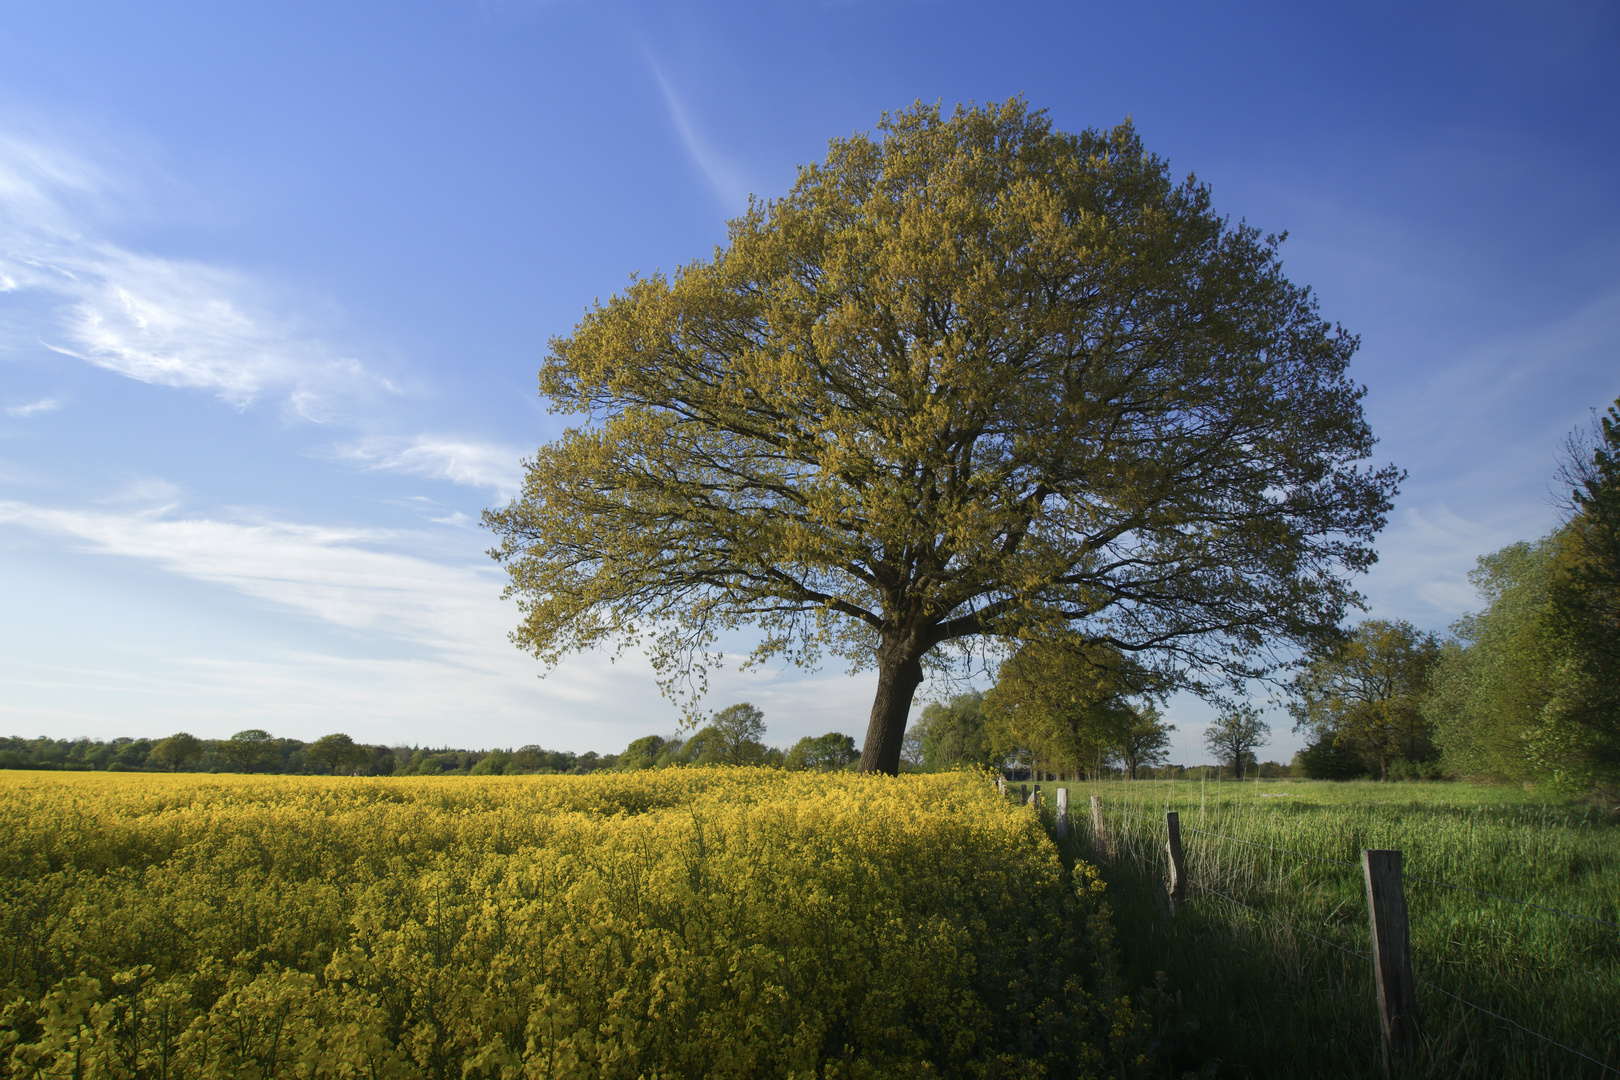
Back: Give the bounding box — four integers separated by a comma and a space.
997, 775, 1006, 798
1363, 849, 1420, 1074
1055, 787, 1069, 839
1031, 785, 1041, 809
1089, 795, 1111, 865
1020, 783, 1029, 805
1165, 811, 1186, 914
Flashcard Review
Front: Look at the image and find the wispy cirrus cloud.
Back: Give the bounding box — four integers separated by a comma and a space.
645, 59, 752, 212
0, 131, 389, 418
0, 493, 886, 746
3, 397, 60, 418
0, 496, 508, 662
334, 434, 526, 499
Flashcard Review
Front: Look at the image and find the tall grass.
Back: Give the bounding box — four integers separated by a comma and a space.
1033, 778, 1620, 1079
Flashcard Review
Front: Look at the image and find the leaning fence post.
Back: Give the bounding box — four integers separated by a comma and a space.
1165, 811, 1186, 914
1055, 787, 1069, 838
1089, 795, 1111, 865
1363, 849, 1421, 1074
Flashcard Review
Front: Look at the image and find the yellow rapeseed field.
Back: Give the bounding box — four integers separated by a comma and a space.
0, 769, 1153, 1079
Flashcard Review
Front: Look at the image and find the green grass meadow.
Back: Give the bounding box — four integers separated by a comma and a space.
1029, 778, 1619, 1079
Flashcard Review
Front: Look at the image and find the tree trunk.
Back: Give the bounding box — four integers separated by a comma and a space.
858, 639, 925, 775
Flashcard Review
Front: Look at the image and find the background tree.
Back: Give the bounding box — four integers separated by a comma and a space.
619, 735, 667, 770
900, 714, 929, 769
917, 691, 994, 771
1291, 619, 1441, 781
469, 749, 513, 775
786, 732, 860, 771
983, 640, 1146, 779
708, 702, 768, 765
1413, 401, 1620, 799
148, 732, 202, 771
1542, 396, 1620, 799
1113, 705, 1174, 780
223, 729, 278, 773
484, 99, 1401, 774
1204, 707, 1270, 779
1292, 734, 1366, 779
1424, 540, 1556, 782
307, 733, 370, 774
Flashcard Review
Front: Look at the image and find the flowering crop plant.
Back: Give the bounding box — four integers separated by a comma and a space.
0, 769, 1158, 1078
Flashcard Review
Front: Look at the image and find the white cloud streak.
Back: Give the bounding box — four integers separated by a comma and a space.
646, 60, 752, 211
0, 498, 506, 661
0, 495, 879, 748
0, 132, 386, 417
333, 435, 527, 499
3, 397, 60, 417
1356, 279, 1620, 629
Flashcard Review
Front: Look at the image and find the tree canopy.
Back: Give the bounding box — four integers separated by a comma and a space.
1203, 707, 1270, 779
785, 732, 860, 771
708, 702, 768, 765
223, 729, 278, 773
983, 639, 1149, 778
1291, 619, 1440, 781
914, 691, 995, 771
484, 98, 1400, 774
1429, 398, 1620, 798
1114, 706, 1175, 780
148, 732, 202, 771
307, 733, 370, 774
1545, 397, 1620, 796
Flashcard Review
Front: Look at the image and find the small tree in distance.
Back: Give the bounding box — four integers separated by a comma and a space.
224, 729, 278, 773
918, 692, 994, 771
1204, 707, 1271, 780
619, 735, 667, 770
1114, 706, 1174, 780
786, 733, 859, 771
308, 733, 370, 775
149, 732, 202, 771
1291, 619, 1440, 781
709, 703, 768, 765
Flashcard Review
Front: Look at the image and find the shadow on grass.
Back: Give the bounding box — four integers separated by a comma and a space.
1029, 790, 1612, 1080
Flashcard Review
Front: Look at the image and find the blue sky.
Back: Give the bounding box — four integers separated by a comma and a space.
1, 1, 1616, 761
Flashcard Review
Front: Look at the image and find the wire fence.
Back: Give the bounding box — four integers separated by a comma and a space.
1193, 867, 1620, 1077
1103, 799, 1617, 931
1009, 782, 1620, 1077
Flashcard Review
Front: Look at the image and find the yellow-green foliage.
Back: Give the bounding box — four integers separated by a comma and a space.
0, 770, 1145, 1079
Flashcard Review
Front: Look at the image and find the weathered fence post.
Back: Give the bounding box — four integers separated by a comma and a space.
1020, 783, 1029, 805
997, 775, 1006, 798
1055, 787, 1069, 839
1363, 849, 1420, 1075
1089, 795, 1111, 865
1030, 785, 1041, 809
1165, 811, 1186, 914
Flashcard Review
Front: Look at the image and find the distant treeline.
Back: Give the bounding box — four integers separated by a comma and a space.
0, 703, 868, 777
0, 730, 1294, 780
0, 732, 606, 776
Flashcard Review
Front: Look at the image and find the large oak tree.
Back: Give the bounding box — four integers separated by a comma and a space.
484, 100, 1401, 774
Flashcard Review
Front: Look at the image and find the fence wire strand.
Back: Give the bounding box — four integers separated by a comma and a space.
1416, 977, 1620, 1076
1097, 798, 1617, 929
1181, 825, 1362, 869
1193, 881, 1370, 963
